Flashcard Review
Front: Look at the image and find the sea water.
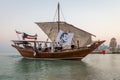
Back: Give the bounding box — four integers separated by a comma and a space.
0, 53, 120, 80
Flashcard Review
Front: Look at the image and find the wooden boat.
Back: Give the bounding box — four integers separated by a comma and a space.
11, 2, 105, 60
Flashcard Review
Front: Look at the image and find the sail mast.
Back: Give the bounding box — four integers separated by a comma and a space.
57, 2, 60, 32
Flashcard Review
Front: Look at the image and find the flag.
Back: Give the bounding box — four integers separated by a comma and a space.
23, 33, 37, 40
15, 30, 23, 34
15, 30, 23, 40
56, 30, 74, 45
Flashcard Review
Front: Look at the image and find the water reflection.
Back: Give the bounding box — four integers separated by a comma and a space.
11, 54, 120, 80
15, 58, 90, 80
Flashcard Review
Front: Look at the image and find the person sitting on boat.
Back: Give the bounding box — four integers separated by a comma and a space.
44, 43, 48, 52
23, 41, 32, 49
71, 45, 75, 49
55, 42, 62, 52
50, 42, 54, 52
38, 43, 42, 51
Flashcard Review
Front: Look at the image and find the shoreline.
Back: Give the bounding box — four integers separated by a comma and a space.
92, 51, 120, 54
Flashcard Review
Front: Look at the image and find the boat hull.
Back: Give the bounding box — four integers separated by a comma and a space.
12, 40, 105, 60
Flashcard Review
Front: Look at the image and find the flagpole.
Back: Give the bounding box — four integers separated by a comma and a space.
15, 30, 20, 40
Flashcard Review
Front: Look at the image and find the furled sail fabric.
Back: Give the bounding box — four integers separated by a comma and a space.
36, 22, 95, 47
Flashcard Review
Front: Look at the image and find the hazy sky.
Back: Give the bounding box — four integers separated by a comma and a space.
0, 0, 120, 52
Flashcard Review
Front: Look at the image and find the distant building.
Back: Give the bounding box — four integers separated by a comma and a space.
94, 44, 109, 52
109, 37, 117, 52
117, 44, 120, 52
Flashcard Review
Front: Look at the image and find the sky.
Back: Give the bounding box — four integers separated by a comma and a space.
0, 0, 120, 53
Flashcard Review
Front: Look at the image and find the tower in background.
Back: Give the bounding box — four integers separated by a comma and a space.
109, 37, 117, 52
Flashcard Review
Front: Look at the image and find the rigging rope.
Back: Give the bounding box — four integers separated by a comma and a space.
52, 2, 66, 22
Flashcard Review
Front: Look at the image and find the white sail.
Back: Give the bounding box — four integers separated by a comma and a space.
36, 22, 95, 47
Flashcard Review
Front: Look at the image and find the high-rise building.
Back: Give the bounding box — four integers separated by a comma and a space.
109, 37, 117, 52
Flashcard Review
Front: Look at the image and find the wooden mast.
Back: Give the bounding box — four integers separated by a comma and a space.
58, 2, 60, 32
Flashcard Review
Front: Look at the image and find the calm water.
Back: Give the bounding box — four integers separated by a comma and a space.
0, 53, 120, 80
